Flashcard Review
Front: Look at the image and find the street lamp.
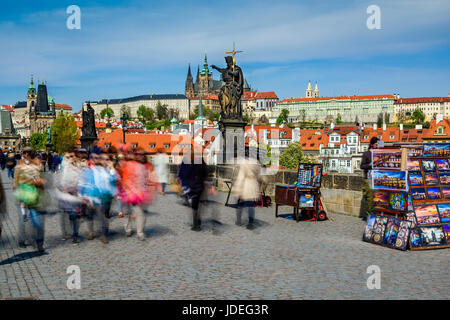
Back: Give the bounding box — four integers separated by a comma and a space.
121, 112, 128, 144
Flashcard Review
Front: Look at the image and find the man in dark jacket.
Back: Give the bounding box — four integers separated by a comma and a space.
360, 137, 378, 219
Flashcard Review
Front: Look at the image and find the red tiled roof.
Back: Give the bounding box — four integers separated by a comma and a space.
1, 105, 14, 112
255, 92, 278, 100
241, 91, 258, 101
423, 119, 450, 139
300, 129, 327, 151
189, 94, 219, 100
280, 94, 396, 104
394, 97, 450, 104
55, 104, 72, 110
244, 125, 293, 144
360, 127, 400, 143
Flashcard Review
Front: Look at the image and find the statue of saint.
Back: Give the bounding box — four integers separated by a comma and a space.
212, 56, 244, 120
82, 102, 97, 138
46, 126, 52, 145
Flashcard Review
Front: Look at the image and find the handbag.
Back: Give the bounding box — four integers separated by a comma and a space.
15, 183, 39, 206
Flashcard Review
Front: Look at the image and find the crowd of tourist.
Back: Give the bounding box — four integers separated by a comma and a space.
0, 145, 264, 253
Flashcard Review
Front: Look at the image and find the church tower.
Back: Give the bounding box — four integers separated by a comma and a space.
185, 64, 194, 98
27, 75, 37, 113
198, 54, 212, 96
306, 80, 313, 98
314, 82, 319, 98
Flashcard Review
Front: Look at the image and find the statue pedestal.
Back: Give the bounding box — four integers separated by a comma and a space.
219, 119, 247, 164
80, 136, 97, 152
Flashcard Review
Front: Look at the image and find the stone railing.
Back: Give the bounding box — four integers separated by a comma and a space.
168, 165, 365, 218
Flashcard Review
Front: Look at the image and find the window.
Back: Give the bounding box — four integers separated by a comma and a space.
149, 144, 155, 149
390, 135, 394, 139
164, 144, 170, 149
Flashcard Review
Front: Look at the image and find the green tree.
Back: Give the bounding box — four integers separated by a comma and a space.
29, 133, 46, 151
156, 101, 169, 120
120, 105, 132, 119
100, 107, 114, 119
336, 113, 342, 125
279, 141, 313, 169
51, 113, 78, 154
377, 113, 383, 128
276, 109, 289, 125
193, 105, 211, 119
410, 108, 425, 124
136, 105, 154, 122
259, 144, 272, 166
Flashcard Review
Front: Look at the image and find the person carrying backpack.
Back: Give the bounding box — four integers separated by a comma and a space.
6, 151, 16, 179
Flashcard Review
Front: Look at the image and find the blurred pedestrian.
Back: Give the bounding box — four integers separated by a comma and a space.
13, 147, 47, 252
0, 150, 6, 171
6, 150, 16, 179
152, 149, 169, 196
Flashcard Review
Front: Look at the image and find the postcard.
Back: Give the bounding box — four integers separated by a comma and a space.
423, 144, 450, 157
418, 226, 447, 246
394, 220, 411, 250
436, 159, 450, 171
372, 170, 408, 192
411, 187, 426, 201
438, 172, 450, 185
424, 173, 439, 185
427, 187, 442, 200
414, 204, 440, 225
443, 225, 450, 242
407, 159, 421, 172
372, 149, 403, 170
437, 203, 450, 223
409, 173, 423, 186
441, 187, 450, 199
421, 160, 436, 172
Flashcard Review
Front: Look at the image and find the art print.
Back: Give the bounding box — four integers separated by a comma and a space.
411, 187, 426, 201
372, 216, 388, 244
421, 160, 436, 172
410, 229, 422, 248
418, 226, 446, 246
443, 225, 450, 242
406, 211, 417, 228
394, 220, 411, 250
384, 218, 400, 247
441, 187, 450, 199
372, 170, 408, 192
436, 159, 450, 171
409, 173, 423, 186
403, 145, 424, 157
372, 149, 403, 170
407, 159, 421, 172
414, 204, 440, 225
363, 214, 377, 242
438, 172, 450, 185
424, 173, 439, 185
427, 187, 442, 200
437, 203, 450, 223
423, 144, 450, 157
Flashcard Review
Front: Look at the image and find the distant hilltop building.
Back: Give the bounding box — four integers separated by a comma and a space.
13, 75, 62, 137
185, 54, 251, 98
305, 81, 319, 98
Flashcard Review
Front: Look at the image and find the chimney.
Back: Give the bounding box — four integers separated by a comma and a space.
415, 124, 423, 129
400, 123, 403, 131
383, 123, 386, 131
373, 123, 377, 130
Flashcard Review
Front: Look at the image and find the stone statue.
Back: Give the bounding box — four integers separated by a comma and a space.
46, 126, 52, 146
82, 102, 97, 139
212, 56, 244, 120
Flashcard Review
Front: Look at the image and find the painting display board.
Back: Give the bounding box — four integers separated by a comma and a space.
407, 144, 450, 250
296, 163, 323, 188
364, 147, 411, 250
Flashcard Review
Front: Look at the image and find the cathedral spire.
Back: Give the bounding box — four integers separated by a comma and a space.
314, 82, 319, 97
306, 80, 313, 98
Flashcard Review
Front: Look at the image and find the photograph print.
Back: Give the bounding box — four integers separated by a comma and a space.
443, 225, 450, 243
410, 229, 422, 248
372, 149, 403, 170
383, 217, 400, 247
437, 203, 450, 223
409, 172, 424, 186
403, 145, 424, 157
406, 211, 417, 229
372, 170, 408, 192
407, 159, 421, 172
414, 204, 441, 225
394, 219, 412, 251
421, 160, 436, 172
418, 226, 447, 246
427, 187, 442, 200
436, 159, 450, 171
372, 216, 389, 244
438, 172, 450, 185
363, 214, 377, 242
411, 187, 427, 201
441, 187, 450, 199
424, 173, 439, 185
423, 144, 450, 157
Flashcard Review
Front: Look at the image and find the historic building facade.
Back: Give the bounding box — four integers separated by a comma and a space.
273, 94, 396, 124
393, 96, 450, 122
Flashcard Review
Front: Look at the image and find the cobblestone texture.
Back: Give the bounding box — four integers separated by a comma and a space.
0, 171, 449, 300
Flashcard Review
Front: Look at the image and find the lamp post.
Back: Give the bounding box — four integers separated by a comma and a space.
121, 112, 128, 144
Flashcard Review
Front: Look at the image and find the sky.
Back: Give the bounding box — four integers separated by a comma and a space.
0, 0, 449, 112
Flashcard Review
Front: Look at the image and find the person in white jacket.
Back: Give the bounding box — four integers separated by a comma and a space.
152, 149, 169, 195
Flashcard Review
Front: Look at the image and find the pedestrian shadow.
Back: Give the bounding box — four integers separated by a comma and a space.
144, 225, 176, 237
0, 250, 48, 266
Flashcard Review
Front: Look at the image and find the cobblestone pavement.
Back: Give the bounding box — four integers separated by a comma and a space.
0, 171, 449, 300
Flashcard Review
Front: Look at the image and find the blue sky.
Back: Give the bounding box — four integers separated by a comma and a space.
0, 0, 449, 112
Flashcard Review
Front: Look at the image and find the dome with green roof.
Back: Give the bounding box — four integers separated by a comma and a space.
48, 96, 55, 104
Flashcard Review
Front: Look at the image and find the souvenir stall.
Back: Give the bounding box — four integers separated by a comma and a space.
275, 163, 328, 222
363, 144, 450, 250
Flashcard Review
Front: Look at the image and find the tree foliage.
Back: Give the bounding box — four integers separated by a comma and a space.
29, 133, 46, 151
336, 113, 342, 125
120, 105, 132, 119
279, 141, 313, 169
51, 113, 78, 154
100, 107, 114, 119
276, 109, 289, 125
410, 108, 425, 124
136, 105, 155, 123
156, 101, 169, 120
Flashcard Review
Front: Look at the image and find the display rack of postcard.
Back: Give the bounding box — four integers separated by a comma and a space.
363, 147, 410, 250
407, 144, 450, 250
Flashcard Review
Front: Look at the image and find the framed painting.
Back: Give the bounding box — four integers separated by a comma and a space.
413, 204, 441, 225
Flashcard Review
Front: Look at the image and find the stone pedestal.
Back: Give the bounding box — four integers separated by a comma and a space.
219, 119, 247, 164
80, 136, 97, 152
